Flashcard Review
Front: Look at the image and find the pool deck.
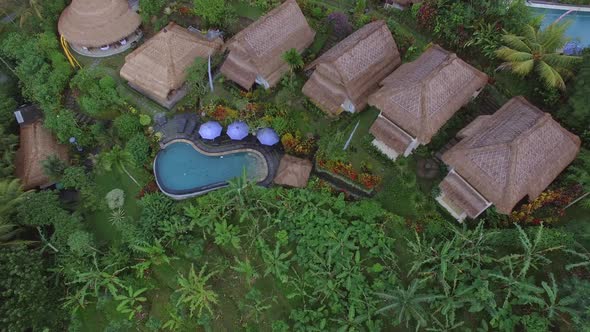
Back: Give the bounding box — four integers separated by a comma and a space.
527, 0, 590, 12
153, 113, 281, 199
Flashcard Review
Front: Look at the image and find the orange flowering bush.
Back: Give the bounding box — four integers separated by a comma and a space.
281, 132, 315, 157
203, 104, 239, 125
318, 159, 382, 190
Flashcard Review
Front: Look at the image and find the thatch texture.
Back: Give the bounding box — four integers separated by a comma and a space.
369, 115, 414, 156
273, 155, 313, 188
120, 22, 223, 107
438, 171, 490, 220
302, 21, 401, 116
58, 0, 140, 47
220, 0, 315, 90
15, 120, 69, 190
368, 45, 488, 145
441, 96, 581, 215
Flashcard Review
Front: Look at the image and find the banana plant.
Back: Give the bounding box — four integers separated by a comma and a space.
115, 286, 149, 320
231, 257, 259, 286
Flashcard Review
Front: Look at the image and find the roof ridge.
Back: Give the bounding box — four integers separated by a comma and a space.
230, 0, 297, 44
307, 20, 386, 71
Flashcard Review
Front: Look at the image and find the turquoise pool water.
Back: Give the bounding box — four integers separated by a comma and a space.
155, 141, 264, 195
532, 7, 590, 47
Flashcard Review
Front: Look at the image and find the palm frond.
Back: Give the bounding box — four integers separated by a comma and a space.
536, 61, 566, 90
501, 34, 531, 53
521, 24, 538, 44
504, 51, 534, 63
541, 21, 571, 52
542, 53, 582, 70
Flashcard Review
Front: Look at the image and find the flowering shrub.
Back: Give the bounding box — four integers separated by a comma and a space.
317, 159, 382, 189
281, 132, 315, 157
416, 1, 437, 31
137, 181, 159, 199
510, 188, 580, 224
203, 104, 239, 125
327, 12, 352, 38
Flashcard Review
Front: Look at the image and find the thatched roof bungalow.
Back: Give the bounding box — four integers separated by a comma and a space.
120, 22, 223, 109
15, 118, 69, 190
58, 0, 142, 56
220, 0, 315, 90
302, 21, 401, 116
273, 155, 313, 188
368, 45, 488, 160
437, 97, 581, 221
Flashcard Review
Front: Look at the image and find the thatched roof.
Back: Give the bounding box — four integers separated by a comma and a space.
15, 120, 69, 190
369, 115, 414, 155
273, 154, 313, 188
438, 170, 490, 220
220, 0, 315, 90
368, 45, 488, 144
302, 21, 401, 116
58, 0, 140, 47
442, 97, 581, 215
120, 22, 223, 105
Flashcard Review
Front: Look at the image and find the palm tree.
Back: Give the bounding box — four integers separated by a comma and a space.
97, 146, 141, 186
495, 20, 582, 90
0, 179, 27, 244
375, 279, 443, 330
282, 48, 304, 74
18, 0, 42, 28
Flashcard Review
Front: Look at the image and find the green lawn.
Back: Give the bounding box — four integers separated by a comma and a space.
85, 166, 149, 244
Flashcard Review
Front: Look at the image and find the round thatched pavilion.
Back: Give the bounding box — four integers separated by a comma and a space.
58, 0, 142, 57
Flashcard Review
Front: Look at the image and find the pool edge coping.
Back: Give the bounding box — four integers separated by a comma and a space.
154, 138, 271, 200
527, 0, 590, 12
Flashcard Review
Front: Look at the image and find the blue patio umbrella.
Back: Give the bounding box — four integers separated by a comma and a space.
227, 121, 249, 140
199, 121, 222, 139
256, 127, 279, 146
563, 41, 583, 56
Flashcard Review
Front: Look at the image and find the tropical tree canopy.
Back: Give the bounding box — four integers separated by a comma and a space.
495, 20, 582, 90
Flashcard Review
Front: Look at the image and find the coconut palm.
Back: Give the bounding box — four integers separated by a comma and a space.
97, 146, 140, 186
0, 179, 27, 244
495, 20, 582, 90
282, 48, 304, 74
375, 279, 443, 329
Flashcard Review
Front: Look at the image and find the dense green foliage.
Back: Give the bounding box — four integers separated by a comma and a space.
192, 0, 235, 28
0, 31, 72, 110
1, 0, 590, 331
0, 246, 66, 331
125, 133, 152, 167
114, 113, 142, 140
139, 0, 167, 23
70, 67, 124, 118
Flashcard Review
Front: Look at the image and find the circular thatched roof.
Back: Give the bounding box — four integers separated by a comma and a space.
58, 0, 141, 47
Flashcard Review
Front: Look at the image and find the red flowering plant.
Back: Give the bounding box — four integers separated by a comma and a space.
202, 104, 239, 125
281, 132, 316, 158
510, 186, 582, 224
416, 1, 438, 31
317, 159, 382, 190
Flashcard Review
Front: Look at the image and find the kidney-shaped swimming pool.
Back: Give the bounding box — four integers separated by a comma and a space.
154, 140, 268, 198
